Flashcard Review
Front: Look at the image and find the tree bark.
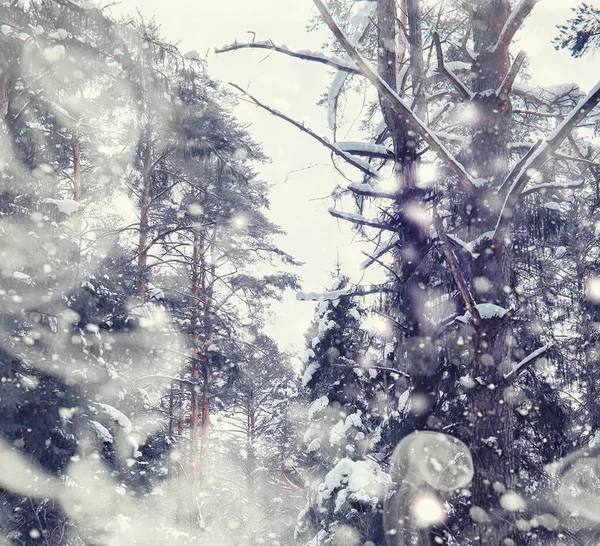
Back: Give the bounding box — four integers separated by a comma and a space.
71, 132, 82, 235
137, 151, 151, 297
465, 2, 517, 544
199, 232, 216, 488
188, 227, 202, 526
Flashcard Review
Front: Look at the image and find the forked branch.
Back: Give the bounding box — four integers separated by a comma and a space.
494, 0, 543, 55
311, 0, 479, 197
433, 209, 481, 325
493, 80, 600, 246
433, 32, 472, 101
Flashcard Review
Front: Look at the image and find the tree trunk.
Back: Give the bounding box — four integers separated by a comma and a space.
199, 233, 216, 489
0, 45, 9, 122
465, 2, 517, 544
246, 390, 258, 546
188, 227, 202, 526
137, 158, 151, 297
71, 132, 82, 235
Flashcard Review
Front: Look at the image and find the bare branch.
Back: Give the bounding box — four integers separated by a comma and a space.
228, 83, 381, 179
433, 209, 481, 325
509, 142, 600, 167
554, 150, 600, 168
493, 0, 543, 54
361, 234, 400, 269
138, 375, 194, 387
331, 363, 410, 378
328, 208, 394, 231
493, 80, 600, 246
360, 250, 403, 284
215, 40, 359, 73
433, 32, 472, 100
311, 0, 479, 196
497, 50, 526, 98
142, 223, 187, 253
148, 147, 174, 174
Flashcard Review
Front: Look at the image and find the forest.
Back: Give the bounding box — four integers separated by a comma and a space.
1, 0, 600, 545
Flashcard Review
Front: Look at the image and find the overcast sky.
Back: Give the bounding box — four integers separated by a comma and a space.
109, 0, 598, 355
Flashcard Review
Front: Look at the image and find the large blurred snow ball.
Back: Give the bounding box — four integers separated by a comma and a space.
556, 455, 600, 523
394, 433, 471, 495
384, 432, 473, 539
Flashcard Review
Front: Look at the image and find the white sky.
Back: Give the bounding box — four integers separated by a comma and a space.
108, 0, 598, 355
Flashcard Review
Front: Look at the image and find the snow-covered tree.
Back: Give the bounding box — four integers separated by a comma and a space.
297, 275, 392, 544
220, 0, 600, 543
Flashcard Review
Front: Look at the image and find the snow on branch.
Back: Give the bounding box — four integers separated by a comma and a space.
296, 284, 395, 301
432, 32, 472, 101
503, 344, 551, 384
346, 182, 397, 199
520, 180, 585, 197
493, 0, 542, 54
434, 131, 471, 147
215, 40, 360, 73
328, 208, 394, 231
447, 231, 494, 256
228, 83, 381, 179
493, 79, 600, 247
335, 141, 394, 160
311, 0, 479, 197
